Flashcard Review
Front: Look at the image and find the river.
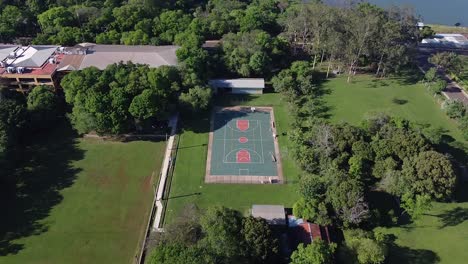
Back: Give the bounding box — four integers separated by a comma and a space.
325, 0, 468, 26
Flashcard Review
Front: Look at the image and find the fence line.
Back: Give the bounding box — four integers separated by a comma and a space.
135, 114, 179, 264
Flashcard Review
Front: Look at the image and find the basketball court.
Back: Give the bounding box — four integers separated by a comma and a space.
205, 106, 283, 184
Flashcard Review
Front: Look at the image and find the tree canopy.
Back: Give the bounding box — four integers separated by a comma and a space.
290, 240, 336, 264
61, 63, 181, 135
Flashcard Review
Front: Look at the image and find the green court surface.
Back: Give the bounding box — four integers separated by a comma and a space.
210, 108, 278, 177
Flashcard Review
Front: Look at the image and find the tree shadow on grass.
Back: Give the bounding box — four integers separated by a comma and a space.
392, 98, 408, 105
0, 122, 84, 256
436, 207, 468, 229
386, 234, 440, 264
395, 67, 425, 86
367, 79, 390, 88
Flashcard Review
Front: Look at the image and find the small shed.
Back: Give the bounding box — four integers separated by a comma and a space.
251, 204, 286, 226
209, 78, 265, 94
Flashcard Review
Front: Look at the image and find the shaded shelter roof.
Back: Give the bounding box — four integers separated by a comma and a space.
209, 78, 265, 89
251, 205, 286, 225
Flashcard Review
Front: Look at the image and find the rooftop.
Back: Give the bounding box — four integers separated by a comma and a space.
73, 44, 179, 70
0, 45, 61, 76
209, 78, 265, 89
251, 204, 286, 225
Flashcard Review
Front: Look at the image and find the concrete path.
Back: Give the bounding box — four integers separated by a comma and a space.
152, 114, 178, 232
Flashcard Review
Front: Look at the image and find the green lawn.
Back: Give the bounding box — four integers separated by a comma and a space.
165, 93, 301, 223
427, 24, 468, 34
378, 202, 468, 264
0, 127, 165, 264
325, 75, 464, 140
323, 74, 468, 264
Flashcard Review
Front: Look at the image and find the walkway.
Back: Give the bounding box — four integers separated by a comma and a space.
152, 114, 178, 232
417, 47, 468, 105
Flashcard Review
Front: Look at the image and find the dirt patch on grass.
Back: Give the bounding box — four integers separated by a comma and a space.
140, 173, 153, 193
89, 169, 112, 189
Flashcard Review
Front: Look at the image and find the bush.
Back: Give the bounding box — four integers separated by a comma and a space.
444, 100, 466, 119
459, 116, 468, 140
427, 78, 446, 95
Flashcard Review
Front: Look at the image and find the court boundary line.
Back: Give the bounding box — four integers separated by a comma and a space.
223, 148, 264, 164
204, 106, 284, 184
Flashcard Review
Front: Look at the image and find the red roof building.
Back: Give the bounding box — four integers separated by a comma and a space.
288, 215, 331, 249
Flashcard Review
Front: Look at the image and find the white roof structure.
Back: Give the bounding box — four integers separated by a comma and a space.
251, 205, 286, 225
0, 45, 58, 68
208, 78, 265, 89
77, 44, 179, 70
421, 34, 468, 48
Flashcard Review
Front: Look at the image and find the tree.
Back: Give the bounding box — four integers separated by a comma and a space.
444, 100, 466, 119
238, 0, 279, 33
241, 216, 279, 262
49, 26, 83, 45
429, 52, 464, 75
459, 116, 468, 140
153, 10, 192, 44
326, 175, 370, 226
38, 7, 75, 34
290, 241, 336, 264
96, 29, 121, 44
354, 238, 387, 264
402, 151, 456, 200
120, 29, 150, 45
401, 193, 432, 221
162, 204, 202, 246
0, 97, 26, 156
27, 85, 58, 128
271, 61, 316, 101
199, 206, 243, 259
420, 26, 435, 39
424, 67, 437, 83
111, 3, 149, 32
340, 229, 387, 264
128, 89, 162, 120
427, 78, 446, 95
179, 86, 212, 112
293, 198, 331, 225
0, 5, 27, 42
221, 30, 287, 77
147, 244, 214, 264
298, 174, 326, 201
62, 63, 179, 135
196, 0, 247, 37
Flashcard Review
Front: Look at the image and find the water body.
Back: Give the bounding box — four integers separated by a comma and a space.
325, 0, 468, 26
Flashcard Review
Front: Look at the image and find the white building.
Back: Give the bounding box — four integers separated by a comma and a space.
421, 34, 468, 48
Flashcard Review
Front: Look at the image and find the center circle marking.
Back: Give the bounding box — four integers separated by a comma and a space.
239, 137, 248, 143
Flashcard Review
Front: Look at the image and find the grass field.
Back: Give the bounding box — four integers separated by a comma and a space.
0, 127, 165, 264
428, 24, 468, 34
323, 74, 468, 264
164, 93, 300, 223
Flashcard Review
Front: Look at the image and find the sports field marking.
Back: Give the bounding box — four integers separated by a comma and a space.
236, 149, 251, 163
237, 120, 249, 131
223, 148, 263, 164
205, 106, 284, 184
226, 120, 260, 133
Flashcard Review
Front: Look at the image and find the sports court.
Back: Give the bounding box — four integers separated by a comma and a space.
205, 106, 283, 184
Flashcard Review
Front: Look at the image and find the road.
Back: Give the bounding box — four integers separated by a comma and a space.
417, 46, 468, 104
